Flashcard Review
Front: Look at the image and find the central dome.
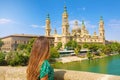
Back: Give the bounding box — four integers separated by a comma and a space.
72, 21, 81, 31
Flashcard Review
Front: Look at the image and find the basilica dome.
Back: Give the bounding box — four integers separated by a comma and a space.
72, 21, 81, 32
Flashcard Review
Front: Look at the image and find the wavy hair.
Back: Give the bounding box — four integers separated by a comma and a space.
27, 36, 50, 80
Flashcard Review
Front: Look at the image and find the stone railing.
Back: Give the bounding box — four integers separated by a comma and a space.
0, 66, 120, 80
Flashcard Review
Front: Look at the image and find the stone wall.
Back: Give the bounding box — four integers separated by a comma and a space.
0, 66, 120, 80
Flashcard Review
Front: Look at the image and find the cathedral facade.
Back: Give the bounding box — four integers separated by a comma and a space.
45, 6, 105, 48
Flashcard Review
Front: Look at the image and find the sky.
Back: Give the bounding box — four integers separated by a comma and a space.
0, 0, 120, 41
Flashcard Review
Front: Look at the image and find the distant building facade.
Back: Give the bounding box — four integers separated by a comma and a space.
0, 34, 54, 52
45, 6, 105, 48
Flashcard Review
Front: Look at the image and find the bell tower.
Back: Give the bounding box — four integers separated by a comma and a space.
62, 6, 69, 35
99, 16, 105, 44
62, 6, 70, 49
45, 14, 51, 36
81, 20, 86, 36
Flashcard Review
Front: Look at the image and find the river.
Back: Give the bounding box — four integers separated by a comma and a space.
52, 54, 120, 76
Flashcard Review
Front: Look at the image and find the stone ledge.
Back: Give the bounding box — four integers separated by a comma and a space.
0, 66, 120, 80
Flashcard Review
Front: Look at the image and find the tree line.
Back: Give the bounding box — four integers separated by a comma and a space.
0, 38, 120, 66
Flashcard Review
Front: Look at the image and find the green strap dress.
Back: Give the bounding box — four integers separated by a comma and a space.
39, 60, 54, 80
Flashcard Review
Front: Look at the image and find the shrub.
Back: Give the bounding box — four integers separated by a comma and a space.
99, 52, 105, 56
0, 52, 6, 65
5, 50, 29, 66
56, 42, 62, 50
87, 51, 93, 60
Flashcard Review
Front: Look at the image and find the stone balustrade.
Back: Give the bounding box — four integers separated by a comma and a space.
0, 66, 120, 80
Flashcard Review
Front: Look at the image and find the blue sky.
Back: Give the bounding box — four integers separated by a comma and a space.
0, 0, 120, 41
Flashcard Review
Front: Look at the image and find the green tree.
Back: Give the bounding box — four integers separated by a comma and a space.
74, 45, 81, 56
5, 50, 29, 66
56, 42, 62, 50
103, 45, 112, 55
65, 40, 78, 50
77, 45, 81, 51
118, 43, 120, 54
0, 39, 4, 48
87, 51, 93, 60
17, 44, 27, 51
83, 43, 89, 48
26, 38, 35, 53
74, 48, 79, 56
0, 52, 6, 65
5, 51, 17, 65
88, 44, 99, 52
109, 42, 120, 54
50, 47, 60, 58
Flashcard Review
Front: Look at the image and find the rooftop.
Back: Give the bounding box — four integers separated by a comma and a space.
1, 34, 39, 39
1, 34, 55, 39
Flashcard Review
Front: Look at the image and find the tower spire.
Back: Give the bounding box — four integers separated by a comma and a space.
46, 14, 50, 20
45, 14, 51, 36
54, 28, 57, 34
64, 5, 67, 13
99, 16, 105, 44
82, 20, 85, 26
100, 16, 103, 20
100, 16, 104, 23
62, 5, 69, 49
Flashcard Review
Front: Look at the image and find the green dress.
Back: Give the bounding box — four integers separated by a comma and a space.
39, 60, 54, 80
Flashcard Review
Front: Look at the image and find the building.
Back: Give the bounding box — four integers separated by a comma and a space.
0, 34, 54, 52
0, 6, 105, 52
45, 6, 105, 48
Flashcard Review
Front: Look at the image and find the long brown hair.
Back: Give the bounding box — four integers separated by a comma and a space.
27, 36, 50, 80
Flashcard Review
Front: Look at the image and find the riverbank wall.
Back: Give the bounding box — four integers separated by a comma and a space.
0, 66, 120, 80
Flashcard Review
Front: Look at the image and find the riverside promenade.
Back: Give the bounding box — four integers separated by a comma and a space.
0, 66, 120, 80
58, 56, 87, 63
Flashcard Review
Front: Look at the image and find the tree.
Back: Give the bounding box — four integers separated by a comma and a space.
65, 40, 78, 50
109, 42, 120, 54
103, 45, 112, 55
74, 45, 81, 56
87, 51, 93, 60
71, 40, 78, 49
83, 43, 89, 48
88, 44, 99, 52
0, 39, 4, 48
5, 50, 29, 66
17, 44, 27, 51
118, 45, 120, 54
26, 38, 35, 53
74, 48, 79, 56
50, 47, 60, 58
0, 52, 6, 65
56, 42, 62, 50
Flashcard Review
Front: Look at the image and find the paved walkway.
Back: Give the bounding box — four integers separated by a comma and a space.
58, 56, 88, 63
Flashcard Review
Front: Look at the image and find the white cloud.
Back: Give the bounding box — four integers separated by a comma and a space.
41, 25, 45, 28
69, 19, 81, 29
85, 21, 97, 28
0, 18, 13, 24
69, 19, 81, 25
31, 24, 39, 28
107, 19, 120, 28
105, 19, 120, 41
69, 19, 97, 29
31, 24, 45, 28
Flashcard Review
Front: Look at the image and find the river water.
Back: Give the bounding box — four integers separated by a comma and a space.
52, 54, 120, 76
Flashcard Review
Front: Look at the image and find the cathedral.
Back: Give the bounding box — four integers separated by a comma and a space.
45, 6, 105, 48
